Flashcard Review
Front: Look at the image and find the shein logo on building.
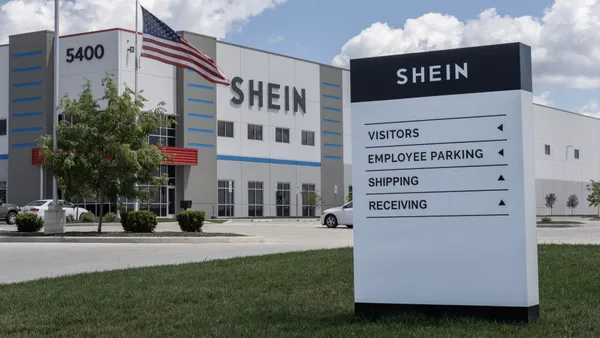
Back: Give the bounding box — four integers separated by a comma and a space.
230, 77, 306, 113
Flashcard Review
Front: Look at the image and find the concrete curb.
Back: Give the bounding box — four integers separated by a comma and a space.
0, 235, 264, 244
248, 218, 320, 223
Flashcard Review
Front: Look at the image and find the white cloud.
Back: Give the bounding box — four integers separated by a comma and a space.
533, 91, 553, 106
268, 35, 284, 44
332, 0, 600, 90
0, 0, 287, 44
579, 99, 600, 118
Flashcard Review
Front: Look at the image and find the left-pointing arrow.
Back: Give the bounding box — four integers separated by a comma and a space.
498, 149, 504, 156
498, 124, 504, 131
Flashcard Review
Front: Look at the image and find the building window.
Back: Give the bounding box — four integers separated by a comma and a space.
348, 185, 353, 201
545, 144, 551, 155
248, 181, 264, 216
218, 180, 235, 217
0, 119, 6, 136
248, 124, 263, 141
301, 184, 316, 216
275, 128, 290, 143
218, 121, 234, 138
301, 130, 315, 146
575, 149, 580, 159
276, 182, 291, 216
149, 116, 176, 147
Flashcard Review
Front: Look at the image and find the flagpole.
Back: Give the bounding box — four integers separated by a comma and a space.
133, 0, 140, 212
52, 0, 59, 209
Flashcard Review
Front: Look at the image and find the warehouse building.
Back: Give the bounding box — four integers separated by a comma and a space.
0, 28, 596, 217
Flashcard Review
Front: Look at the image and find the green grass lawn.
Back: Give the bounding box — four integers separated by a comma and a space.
1, 245, 600, 337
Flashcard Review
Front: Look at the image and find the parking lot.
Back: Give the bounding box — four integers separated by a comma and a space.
0, 219, 599, 285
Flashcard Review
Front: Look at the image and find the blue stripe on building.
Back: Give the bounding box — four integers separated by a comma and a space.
188, 113, 214, 119
323, 118, 341, 124
323, 143, 342, 148
11, 142, 37, 148
12, 112, 43, 118
188, 143, 214, 148
322, 82, 341, 88
323, 131, 342, 136
187, 84, 214, 90
12, 127, 43, 133
323, 94, 341, 100
12, 96, 42, 103
323, 107, 341, 113
217, 155, 321, 167
324, 155, 342, 160
188, 98, 214, 105
0, 154, 8, 160
12, 50, 42, 58
12, 66, 42, 72
188, 128, 213, 134
12, 81, 43, 88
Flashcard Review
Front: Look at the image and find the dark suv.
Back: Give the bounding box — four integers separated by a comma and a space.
0, 200, 21, 225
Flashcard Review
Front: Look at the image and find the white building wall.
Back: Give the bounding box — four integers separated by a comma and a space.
59, 31, 120, 109
118, 30, 177, 116
0, 44, 8, 185
215, 42, 321, 163
533, 104, 600, 215
59, 30, 177, 116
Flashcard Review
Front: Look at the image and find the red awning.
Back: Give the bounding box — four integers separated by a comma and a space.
31, 146, 198, 166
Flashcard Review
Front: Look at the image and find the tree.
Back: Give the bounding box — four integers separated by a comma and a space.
545, 193, 557, 215
38, 75, 173, 233
587, 180, 600, 216
301, 191, 323, 216
566, 194, 579, 215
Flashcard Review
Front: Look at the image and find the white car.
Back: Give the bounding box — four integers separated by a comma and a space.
320, 201, 353, 228
20, 199, 91, 221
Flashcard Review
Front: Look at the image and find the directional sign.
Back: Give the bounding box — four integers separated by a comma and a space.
228, 181, 232, 193
350, 43, 538, 323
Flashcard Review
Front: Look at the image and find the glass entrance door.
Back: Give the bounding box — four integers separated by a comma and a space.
167, 186, 176, 217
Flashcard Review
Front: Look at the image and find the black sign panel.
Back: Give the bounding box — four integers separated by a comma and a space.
350, 42, 532, 103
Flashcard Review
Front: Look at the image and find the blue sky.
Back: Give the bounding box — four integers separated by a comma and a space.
219, 0, 596, 114
223, 0, 551, 65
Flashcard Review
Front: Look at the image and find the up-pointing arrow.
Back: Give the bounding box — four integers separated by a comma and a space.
498, 124, 504, 132
498, 175, 505, 181
498, 149, 504, 156
499, 200, 506, 206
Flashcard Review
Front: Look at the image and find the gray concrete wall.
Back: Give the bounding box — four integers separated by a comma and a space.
217, 160, 321, 217
8, 31, 54, 206
536, 178, 595, 215
319, 65, 345, 209
175, 31, 218, 215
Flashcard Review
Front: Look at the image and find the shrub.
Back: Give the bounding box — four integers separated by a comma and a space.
176, 210, 205, 232
66, 214, 75, 223
120, 212, 128, 229
79, 212, 96, 223
122, 210, 157, 233
541, 217, 552, 223
16, 214, 43, 232
103, 212, 119, 222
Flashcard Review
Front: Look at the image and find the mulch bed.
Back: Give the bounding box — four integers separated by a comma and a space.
0, 231, 245, 237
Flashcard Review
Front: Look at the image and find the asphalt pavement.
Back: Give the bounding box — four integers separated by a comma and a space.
0, 219, 598, 285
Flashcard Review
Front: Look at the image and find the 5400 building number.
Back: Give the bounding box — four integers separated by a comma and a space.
66, 44, 105, 63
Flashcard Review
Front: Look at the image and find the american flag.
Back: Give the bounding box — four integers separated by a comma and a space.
140, 6, 230, 86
